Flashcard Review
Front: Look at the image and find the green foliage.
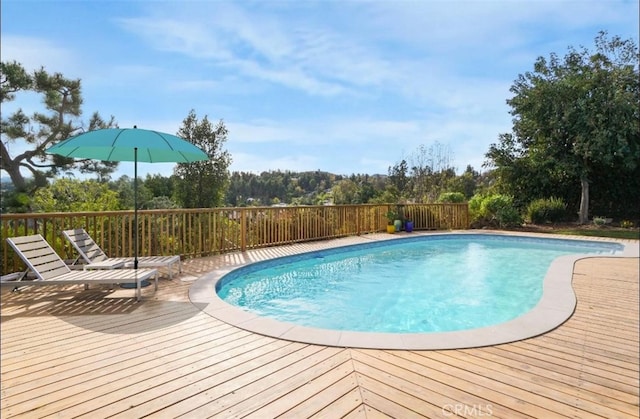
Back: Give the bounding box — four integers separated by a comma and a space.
385, 209, 398, 225
223, 155, 480, 208
592, 216, 608, 226
332, 179, 361, 204
226, 170, 392, 207
403, 142, 456, 202
1, 190, 32, 213
558, 228, 639, 240
0, 61, 32, 102
481, 194, 512, 217
446, 165, 481, 199
174, 110, 231, 208
387, 160, 410, 199
494, 206, 522, 228
437, 192, 465, 203
142, 196, 179, 209
468, 194, 485, 223
588, 164, 640, 220
485, 32, 640, 222
0, 61, 118, 194
109, 175, 152, 210
525, 197, 567, 224
32, 178, 120, 212
470, 193, 522, 228
144, 174, 176, 199
4, 160, 484, 215
620, 220, 635, 229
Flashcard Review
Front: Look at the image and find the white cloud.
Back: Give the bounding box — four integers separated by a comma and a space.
0, 35, 76, 74
229, 152, 320, 174
2, 0, 637, 181
115, 3, 400, 97
229, 120, 305, 144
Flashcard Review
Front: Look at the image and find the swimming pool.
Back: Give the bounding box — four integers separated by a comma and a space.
191, 232, 633, 349
217, 234, 622, 332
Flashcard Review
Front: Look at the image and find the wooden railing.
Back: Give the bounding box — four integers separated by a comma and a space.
1, 203, 468, 273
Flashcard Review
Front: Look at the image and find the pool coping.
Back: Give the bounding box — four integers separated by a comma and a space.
189, 230, 639, 350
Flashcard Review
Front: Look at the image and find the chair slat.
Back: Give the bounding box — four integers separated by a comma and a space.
5, 234, 159, 301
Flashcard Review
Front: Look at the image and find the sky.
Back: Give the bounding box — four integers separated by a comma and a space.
1, 0, 638, 180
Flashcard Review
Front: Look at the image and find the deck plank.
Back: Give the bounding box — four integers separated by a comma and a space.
280, 374, 362, 418
95, 340, 306, 418
1, 235, 638, 419
180, 346, 347, 418
358, 348, 561, 418
2, 327, 252, 404
224, 352, 355, 418
350, 349, 528, 418
433, 349, 639, 418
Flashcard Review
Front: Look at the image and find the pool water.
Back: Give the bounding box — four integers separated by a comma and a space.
216, 235, 622, 333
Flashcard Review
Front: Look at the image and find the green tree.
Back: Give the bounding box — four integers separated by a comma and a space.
32, 178, 120, 212
436, 192, 465, 203
407, 142, 456, 202
446, 165, 480, 199
174, 110, 231, 208
387, 160, 409, 201
332, 179, 360, 204
0, 61, 118, 195
142, 195, 179, 209
487, 32, 639, 223
143, 173, 176, 199
109, 175, 152, 210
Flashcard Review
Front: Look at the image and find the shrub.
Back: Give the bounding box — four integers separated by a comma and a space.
494, 206, 523, 228
481, 194, 512, 217
142, 196, 179, 209
593, 216, 607, 226
482, 194, 522, 228
526, 197, 567, 224
437, 192, 465, 203
468, 194, 485, 223
32, 179, 120, 212
385, 209, 398, 225
620, 220, 635, 228
469, 193, 523, 228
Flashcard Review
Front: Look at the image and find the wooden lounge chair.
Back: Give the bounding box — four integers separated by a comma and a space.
62, 228, 182, 279
3, 235, 158, 302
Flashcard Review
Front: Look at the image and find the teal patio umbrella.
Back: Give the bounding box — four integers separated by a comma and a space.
45, 126, 209, 276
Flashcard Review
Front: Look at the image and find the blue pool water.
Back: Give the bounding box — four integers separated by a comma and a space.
216, 235, 623, 333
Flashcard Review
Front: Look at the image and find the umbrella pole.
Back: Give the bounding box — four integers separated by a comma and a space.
122, 147, 149, 288
134, 147, 138, 270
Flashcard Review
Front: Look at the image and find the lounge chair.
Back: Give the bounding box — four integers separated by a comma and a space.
3, 235, 158, 301
62, 228, 182, 279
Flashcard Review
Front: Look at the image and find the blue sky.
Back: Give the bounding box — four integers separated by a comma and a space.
2, 0, 638, 180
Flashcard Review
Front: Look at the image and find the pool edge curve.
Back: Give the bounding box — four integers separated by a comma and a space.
189, 231, 638, 350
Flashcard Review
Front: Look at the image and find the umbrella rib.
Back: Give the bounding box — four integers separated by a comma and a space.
155, 131, 176, 151
111, 129, 125, 147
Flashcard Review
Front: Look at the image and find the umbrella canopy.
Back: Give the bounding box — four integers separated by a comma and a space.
45, 127, 208, 163
45, 127, 208, 277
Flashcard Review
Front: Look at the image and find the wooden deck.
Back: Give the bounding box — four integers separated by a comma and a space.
1, 235, 638, 418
